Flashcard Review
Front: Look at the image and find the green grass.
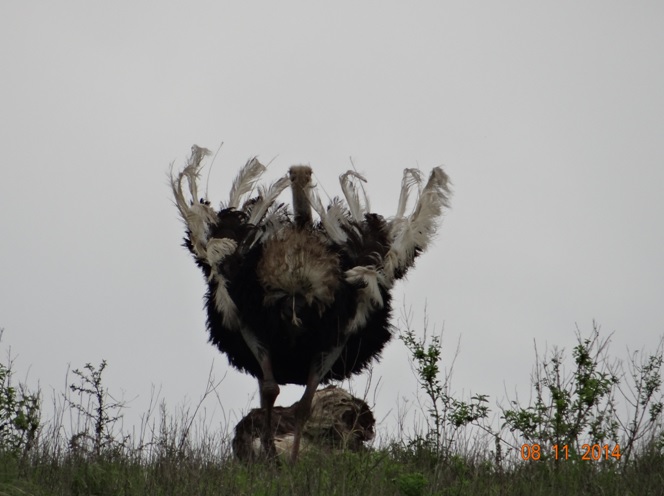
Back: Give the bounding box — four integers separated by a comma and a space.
2, 442, 664, 496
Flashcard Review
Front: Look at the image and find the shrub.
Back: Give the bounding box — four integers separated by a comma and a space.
0, 328, 40, 454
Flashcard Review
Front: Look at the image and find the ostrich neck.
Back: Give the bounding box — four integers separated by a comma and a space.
292, 185, 312, 227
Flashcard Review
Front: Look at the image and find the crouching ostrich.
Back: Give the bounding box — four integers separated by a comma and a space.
171, 145, 450, 462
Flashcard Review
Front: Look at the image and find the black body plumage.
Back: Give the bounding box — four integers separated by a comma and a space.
186, 207, 393, 385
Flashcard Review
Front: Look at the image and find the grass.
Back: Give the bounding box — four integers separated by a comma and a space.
2, 440, 664, 496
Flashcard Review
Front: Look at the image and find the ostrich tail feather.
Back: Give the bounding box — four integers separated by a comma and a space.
395, 168, 423, 219
228, 157, 266, 209
247, 176, 290, 226
384, 166, 451, 282
169, 145, 217, 258
340, 171, 368, 222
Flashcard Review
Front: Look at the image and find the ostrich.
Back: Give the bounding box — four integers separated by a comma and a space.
170, 145, 450, 462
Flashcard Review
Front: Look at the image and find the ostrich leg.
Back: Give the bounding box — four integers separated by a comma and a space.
237, 328, 281, 459
290, 345, 348, 463
290, 372, 319, 463
257, 357, 280, 459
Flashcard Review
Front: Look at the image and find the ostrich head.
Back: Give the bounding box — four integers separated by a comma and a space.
288, 165, 313, 228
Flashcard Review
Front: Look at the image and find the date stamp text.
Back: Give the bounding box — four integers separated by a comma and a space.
520, 444, 621, 461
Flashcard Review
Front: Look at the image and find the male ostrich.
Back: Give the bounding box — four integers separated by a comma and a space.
171, 145, 450, 461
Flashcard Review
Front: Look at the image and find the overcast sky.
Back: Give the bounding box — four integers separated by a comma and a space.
2, 2, 663, 441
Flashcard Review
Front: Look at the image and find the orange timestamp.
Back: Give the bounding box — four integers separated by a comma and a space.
520, 443, 621, 461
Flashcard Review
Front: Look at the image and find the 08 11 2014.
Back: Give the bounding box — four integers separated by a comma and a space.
520, 444, 622, 461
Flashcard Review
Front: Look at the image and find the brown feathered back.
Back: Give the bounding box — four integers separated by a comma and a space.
258, 228, 341, 316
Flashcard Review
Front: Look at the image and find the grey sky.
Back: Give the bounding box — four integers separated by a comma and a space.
1, 2, 663, 438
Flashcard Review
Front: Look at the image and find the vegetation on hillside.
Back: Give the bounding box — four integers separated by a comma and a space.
0, 321, 662, 495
